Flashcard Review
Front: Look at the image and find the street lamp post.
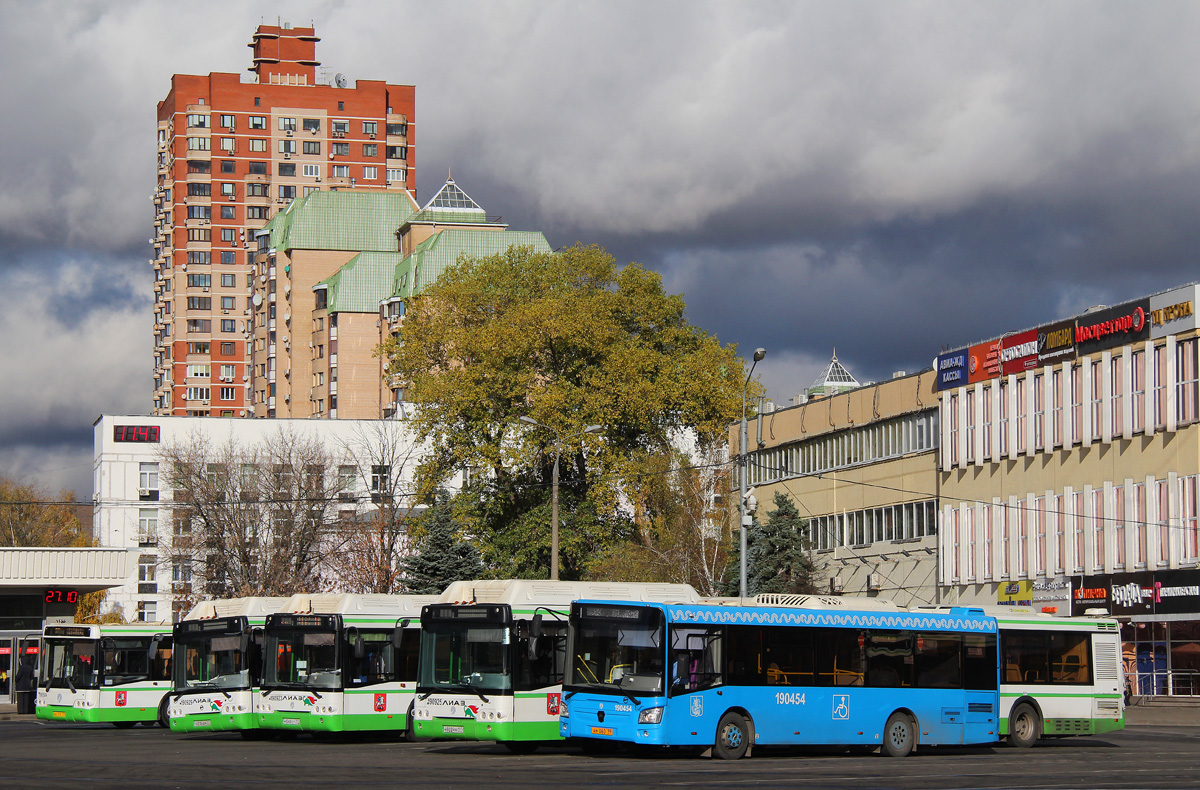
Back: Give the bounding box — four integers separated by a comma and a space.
740, 347, 766, 599
518, 417, 602, 581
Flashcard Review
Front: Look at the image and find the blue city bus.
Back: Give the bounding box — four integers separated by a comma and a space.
560, 595, 999, 758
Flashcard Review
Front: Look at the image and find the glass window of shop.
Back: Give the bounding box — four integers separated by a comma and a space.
1121, 621, 1200, 697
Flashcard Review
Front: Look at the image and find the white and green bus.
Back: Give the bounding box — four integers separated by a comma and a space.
411, 580, 700, 751
993, 609, 1125, 745
168, 597, 289, 736
36, 623, 174, 727
258, 593, 435, 735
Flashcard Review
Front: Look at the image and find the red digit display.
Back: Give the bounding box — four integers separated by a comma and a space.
113, 425, 160, 443
45, 589, 79, 604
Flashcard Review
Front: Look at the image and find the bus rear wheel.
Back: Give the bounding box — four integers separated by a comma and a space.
881, 712, 915, 758
157, 697, 171, 728
713, 712, 750, 760
1007, 703, 1040, 748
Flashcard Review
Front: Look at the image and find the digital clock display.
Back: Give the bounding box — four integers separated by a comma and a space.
45, 589, 80, 604
113, 425, 160, 443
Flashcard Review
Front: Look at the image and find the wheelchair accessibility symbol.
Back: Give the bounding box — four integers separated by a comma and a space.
832, 695, 849, 720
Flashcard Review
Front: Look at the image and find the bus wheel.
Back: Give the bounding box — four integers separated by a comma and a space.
713, 712, 750, 760
157, 697, 171, 728
1007, 704, 1040, 748
881, 713, 915, 758
504, 741, 539, 754
113, 721, 137, 729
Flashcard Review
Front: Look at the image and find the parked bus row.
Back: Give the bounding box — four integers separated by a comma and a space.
34, 581, 1125, 758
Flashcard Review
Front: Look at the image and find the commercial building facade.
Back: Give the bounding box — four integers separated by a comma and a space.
152, 23, 415, 417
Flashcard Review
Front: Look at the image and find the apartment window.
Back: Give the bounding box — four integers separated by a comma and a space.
186, 228, 210, 242
220, 250, 235, 265
1114, 485, 1126, 567
362, 166, 378, 180
1154, 344, 1168, 428
302, 164, 320, 177
1070, 364, 1084, 443
1178, 338, 1199, 424
362, 144, 377, 158
218, 228, 234, 243
1093, 489, 1105, 571
387, 146, 407, 159
1074, 491, 1086, 573
279, 185, 296, 199
187, 183, 211, 197
218, 183, 235, 198
303, 140, 321, 155
218, 364, 235, 379
279, 139, 296, 155
187, 160, 211, 174
186, 114, 209, 128
304, 186, 319, 196
1184, 476, 1200, 562
187, 206, 211, 220
386, 168, 405, 183
371, 465, 390, 496
186, 363, 210, 378
220, 137, 235, 152
186, 386, 210, 401
220, 319, 236, 333
186, 137, 211, 151
314, 289, 327, 310
220, 296, 235, 310
186, 319, 211, 333
248, 115, 266, 129
219, 273, 235, 288
249, 138, 267, 152
248, 162, 267, 175
137, 601, 157, 623
138, 509, 158, 543
336, 101, 345, 111
332, 165, 349, 178
173, 561, 192, 583
220, 342, 234, 355
1131, 349, 1146, 432
187, 296, 211, 310
332, 142, 350, 156
186, 274, 210, 288
1034, 497, 1046, 575
188, 342, 209, 354
362, 121, 378, 135
219, 387, 236, 401
279, 117, 296, 131
278, 163, 296, 177
303, 118, 321, 132
332, 120, 349, 135
1158, 479, 1171, 564
1090, 362, 1104, 440
1111, 356, 1124, 436
220, 114, 235, 128
220, 205, 235, 219
1015, 378, 1026, 453
187, 251, 210, 265
221, 160, 236, 174
1051, 368, 1063, 446
980, 386, 991, 459
247, 206, 268, 219
137, 465, 160, 501
247, 183, 268, 197
386, 123, 407, 136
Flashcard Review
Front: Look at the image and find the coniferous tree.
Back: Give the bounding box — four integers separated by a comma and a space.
721, 492, 819, 596
401, 490, 483, 594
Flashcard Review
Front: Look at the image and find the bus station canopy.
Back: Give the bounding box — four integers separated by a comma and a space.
0, 547, 137, 595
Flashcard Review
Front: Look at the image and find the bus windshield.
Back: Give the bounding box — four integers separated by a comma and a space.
263, 629, 341, 690
42, 638, 99, 690
176, 631, 251, 691
567, 608, 665, 695
418, 622, 512, 694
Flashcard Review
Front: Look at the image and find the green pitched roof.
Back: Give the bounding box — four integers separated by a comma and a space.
319, 251, 408, 314
269, 190, 418, 253
393, 229, 553, 298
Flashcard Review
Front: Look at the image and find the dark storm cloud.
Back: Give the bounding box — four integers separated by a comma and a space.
4, 0, 1200, 494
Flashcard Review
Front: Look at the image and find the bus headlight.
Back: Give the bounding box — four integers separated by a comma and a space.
638, 707, 663, 724
560, 700, 568, 718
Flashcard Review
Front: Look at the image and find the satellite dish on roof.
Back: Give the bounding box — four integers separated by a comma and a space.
334, 73, 348, 89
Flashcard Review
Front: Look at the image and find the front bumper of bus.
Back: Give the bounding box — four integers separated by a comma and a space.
559, 698, 669, 746
170, 711, 258, 733
35, 703, 150, 724
413, 715, 560, 742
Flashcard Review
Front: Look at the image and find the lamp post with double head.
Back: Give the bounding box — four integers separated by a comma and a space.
518, 416, 603, 581
740, 347, 766, 599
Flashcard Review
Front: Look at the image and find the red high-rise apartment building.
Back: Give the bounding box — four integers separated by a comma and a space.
151, 24, 415, 416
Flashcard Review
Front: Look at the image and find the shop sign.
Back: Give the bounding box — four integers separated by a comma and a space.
1071, 569, 1200, 617
1149, 284, 1198, 340
997, 580, 1032, 606
1000, 329, 1039, 376
1074, 299, 1150, 356
967, 338, 1002, 384
935, 348, 969, 392
1037, 319, 1077, 366
1031, 578, 1072, 615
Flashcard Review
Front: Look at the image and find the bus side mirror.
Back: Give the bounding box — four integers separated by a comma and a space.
240, 633, 251, 655
392, 619, 410, 650
354, 637, 365, 660
530, 614, 543, 638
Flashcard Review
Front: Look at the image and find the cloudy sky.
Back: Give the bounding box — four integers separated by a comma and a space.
2, 0, 1200, 498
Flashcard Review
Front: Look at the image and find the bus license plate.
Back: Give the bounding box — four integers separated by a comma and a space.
282, 718, 301, 726
195, 720, 210, 727
53, 711, 66, 718
591, 727, 613, 736
444, 725, 464, 734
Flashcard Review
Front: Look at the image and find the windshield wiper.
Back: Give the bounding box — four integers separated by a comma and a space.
66, 678, 77, 694
418, 683, 489, 704
569, 680, 641, 706
180, 682, 231, 699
